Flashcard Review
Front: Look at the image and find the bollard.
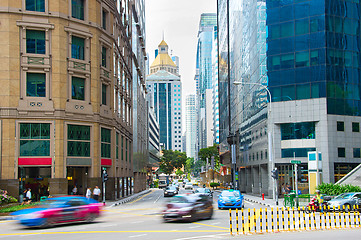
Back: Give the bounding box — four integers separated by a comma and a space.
333, 206, 336, 229
339, 206, 342, 228
287, 207, 290, 231
282, 207, 285, 231
298, 207, 301, 230
348, 206, 351, 228
254, 208, 257, 234
262, 193, 265, 200
236, 208, 239, 234
260, 208, 263, 233
265, 208, 269, 233
343, 205, 347, 228
308, 206, 312, 230
358, 211, 361, 227
292, 207, 295, 231
276, 207, 280, 232
229, 209, 233, 235
248, 208, 251, 233
242, 209, 245, 234
271, 208, 274, 232
312, 207, 316, 230
302, 207, 306, 231
327, 206, 331, 229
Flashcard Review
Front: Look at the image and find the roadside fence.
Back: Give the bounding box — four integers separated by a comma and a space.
228, 205, 361, 235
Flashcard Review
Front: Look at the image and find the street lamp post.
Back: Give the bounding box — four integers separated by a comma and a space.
227, 134, 238, 190
233, 81, 276, 203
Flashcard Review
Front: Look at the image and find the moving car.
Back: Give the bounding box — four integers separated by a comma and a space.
164, 186, 178, 197
218, 190, 244, 209
184, 182, 193, 190
327, 192, 361, 211
162, 194, 213, 222
12, 196, 102, 228
193, 187, 213, 198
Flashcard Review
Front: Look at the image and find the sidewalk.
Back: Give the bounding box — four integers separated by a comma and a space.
0, 189, 151, 221
243, 194, 280, 208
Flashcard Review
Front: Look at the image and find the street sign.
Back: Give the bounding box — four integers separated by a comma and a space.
291, 160, 301, 164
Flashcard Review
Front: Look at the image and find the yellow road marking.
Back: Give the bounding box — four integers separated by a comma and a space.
0, 230, 228, 236
192, 222, 228, 229
0, 220, 14, 223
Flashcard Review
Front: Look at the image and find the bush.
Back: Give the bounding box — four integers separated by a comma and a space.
0, 190, 18, 205
316, 183, 361, 196
0, 202, 39, 213
153, 179, 159, 188
210, 182, 220, 189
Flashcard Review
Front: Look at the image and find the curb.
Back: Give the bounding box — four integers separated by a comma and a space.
110, 189, 151, 207
244, 197, 273, 208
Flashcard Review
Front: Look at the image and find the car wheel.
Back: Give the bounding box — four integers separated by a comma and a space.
85, 213, 97, 223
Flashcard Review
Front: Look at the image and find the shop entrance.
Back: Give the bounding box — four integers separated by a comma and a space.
19, 167, 50, 201
67, 167, 88, 195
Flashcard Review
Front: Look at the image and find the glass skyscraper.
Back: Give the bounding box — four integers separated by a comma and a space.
218, 0, 361, 196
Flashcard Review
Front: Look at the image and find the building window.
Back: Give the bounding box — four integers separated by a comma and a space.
352, 122, 360, 132
102, 84, 107, 105
26, 73, 46, 97
281, 148, 316, 158
101, 128, 111, 158
101, 46, 107, 67
102, 9, 108, 30
125, 139, 128, 161
338, 147, 346, 158
72, 76, 85, 100
337, 121, 344, 131
121, 136, 124, 161
280, 122, 315, 140
67, 125, 90, 157
353, 148, 361, 158
26, 0, 45, 12
20, 123, 50, 156
72, 0, 84, 20
116, 132, 119, 159
26, 30, 45, 54
71, 36, 85, 60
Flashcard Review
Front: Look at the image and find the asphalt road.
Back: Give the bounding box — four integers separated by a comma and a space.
1, 188, 361, 239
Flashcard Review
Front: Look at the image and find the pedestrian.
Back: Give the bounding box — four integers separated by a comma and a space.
72, 185, 78, 195
93, 186, 101, 201
26, 188, 32, 203
281, 183, 286, 197
286, 184, 292, 194
86, 187, 92, 199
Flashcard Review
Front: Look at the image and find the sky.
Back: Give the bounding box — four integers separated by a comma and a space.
145, 0, 217, 128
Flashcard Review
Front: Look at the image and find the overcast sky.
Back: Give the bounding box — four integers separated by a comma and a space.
145, 0, 217, 124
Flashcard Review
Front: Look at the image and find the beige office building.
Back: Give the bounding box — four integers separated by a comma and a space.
0, 0, 138, 200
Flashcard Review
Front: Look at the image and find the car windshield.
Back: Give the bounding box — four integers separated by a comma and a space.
222, 191, 239, 197
335, 193, 354, 200
170, 196, 192, 203
166, 186, 176, 190
41, 199, 68, 208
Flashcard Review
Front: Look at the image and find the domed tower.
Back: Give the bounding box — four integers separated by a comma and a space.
149, 40, 179, 76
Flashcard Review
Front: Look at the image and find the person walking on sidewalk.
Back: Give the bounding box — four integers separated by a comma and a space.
93, 186, 101, 201
86, 187, 92, 199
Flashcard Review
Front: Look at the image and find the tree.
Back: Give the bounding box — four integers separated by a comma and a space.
175, 169, 184, 177
198, 144, 220, 171
159, 149, 187, 175
184, 157, 194, 174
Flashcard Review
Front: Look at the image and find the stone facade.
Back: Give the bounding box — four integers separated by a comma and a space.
0, 0, 137, 200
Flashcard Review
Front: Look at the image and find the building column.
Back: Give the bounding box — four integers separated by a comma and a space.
48, 178, 67, 196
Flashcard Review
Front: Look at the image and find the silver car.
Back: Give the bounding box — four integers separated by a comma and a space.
327, 192, 361, 211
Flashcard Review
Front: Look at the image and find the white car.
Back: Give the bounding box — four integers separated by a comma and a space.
184, 183, 193, 190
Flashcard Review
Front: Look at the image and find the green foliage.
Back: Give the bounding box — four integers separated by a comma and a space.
184, 157, 194, 174
175, 169, 184, 176
0, 203, 39, 213
210, 182, 220, 189
153, 179, 159, 188
0, 190, 18, 205
198, 144, 220, 171
159, 150, 187, 175
316, 183, 361, 196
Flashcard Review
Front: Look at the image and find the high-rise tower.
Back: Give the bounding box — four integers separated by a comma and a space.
146, 40, 182, 151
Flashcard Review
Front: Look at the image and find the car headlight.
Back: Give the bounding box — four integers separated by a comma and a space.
179, 207, 193, 212
237, 199, 241, 202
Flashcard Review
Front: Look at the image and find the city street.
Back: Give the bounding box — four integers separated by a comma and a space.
1, 189, 361, 239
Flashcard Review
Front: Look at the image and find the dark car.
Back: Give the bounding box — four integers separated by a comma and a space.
12, 196, 102, 228
164, 186, 178, 197
162, 194, 213, 222
193, 187, 213, 198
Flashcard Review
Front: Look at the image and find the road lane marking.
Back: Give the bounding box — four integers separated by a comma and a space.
0, 220, 14, 223
102, 210, 153, 217
0, 230, 229, 236
154, 194, 162, 203
127, 191, 154, 204
130, 221, 144, 224
173, 233, 229, 240
191, 222, 228, 229
188, 226, 200, 229
129, 234, 147, 238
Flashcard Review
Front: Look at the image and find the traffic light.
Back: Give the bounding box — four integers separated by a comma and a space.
271, 168, 279, 179
102, 167, 108, 182
297, 166, 303, 180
